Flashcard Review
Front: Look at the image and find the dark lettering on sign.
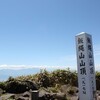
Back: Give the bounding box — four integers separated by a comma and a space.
78, 38, 83, 44
89, 60, 93, 66
82, 81, 85, 86
82, 78, 85, 86
80, 60, 85, 66
90, 67, 94, 74
88, 45, 92, 51
91, 80, 93, 83
91, 78, 94, 90
89, 52, 93, 58
79, 52, 85, 59
83, 87, 86, 91
87, 37, 91, 44
92, 86, 94, 90
80, 67, 86, 75
78, 45, 84, 51
83, 91, 86, 94
83, 89, 86, 94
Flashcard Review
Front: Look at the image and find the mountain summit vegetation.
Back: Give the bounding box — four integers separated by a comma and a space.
0, 68, 100, 99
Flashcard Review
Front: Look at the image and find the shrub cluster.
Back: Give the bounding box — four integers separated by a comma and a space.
0, 69, 100, 94
36, 69, 78, 88
0, 76, 38, 93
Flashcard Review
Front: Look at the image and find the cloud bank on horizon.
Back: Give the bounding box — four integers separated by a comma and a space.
0, 65, 70, 70
0, 64, 100, 71
0, 45, 99, 70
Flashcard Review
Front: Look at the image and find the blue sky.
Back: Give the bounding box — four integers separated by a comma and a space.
0, 0, 100, 70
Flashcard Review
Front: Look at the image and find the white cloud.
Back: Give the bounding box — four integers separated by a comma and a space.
0, 64, 99, 71
0, 65, 42, 70
0, 64, 69, 70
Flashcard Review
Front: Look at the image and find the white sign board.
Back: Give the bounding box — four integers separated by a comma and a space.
76, 32, 96, 100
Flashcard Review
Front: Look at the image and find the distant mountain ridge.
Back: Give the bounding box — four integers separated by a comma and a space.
0, 68, 41, 81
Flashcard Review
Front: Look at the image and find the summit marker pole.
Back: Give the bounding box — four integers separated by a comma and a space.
76, 32, 96, 100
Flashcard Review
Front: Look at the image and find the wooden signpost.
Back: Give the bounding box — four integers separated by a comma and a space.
76, 32, 96, 100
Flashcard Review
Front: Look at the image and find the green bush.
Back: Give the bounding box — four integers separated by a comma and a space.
5, 78, 38, 93
96, 71, 100, 90
38, 69, 50, 88
2, 68, 100, 94
0, 82, 6, 90
50, 68, 78, 86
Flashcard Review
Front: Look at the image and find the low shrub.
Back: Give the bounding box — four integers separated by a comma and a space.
5, 79, 38, 93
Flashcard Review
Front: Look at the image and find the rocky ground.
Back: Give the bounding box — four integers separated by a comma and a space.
0, 85, 100, 100
0, 91, 77, 100
1, 90, 100, 100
